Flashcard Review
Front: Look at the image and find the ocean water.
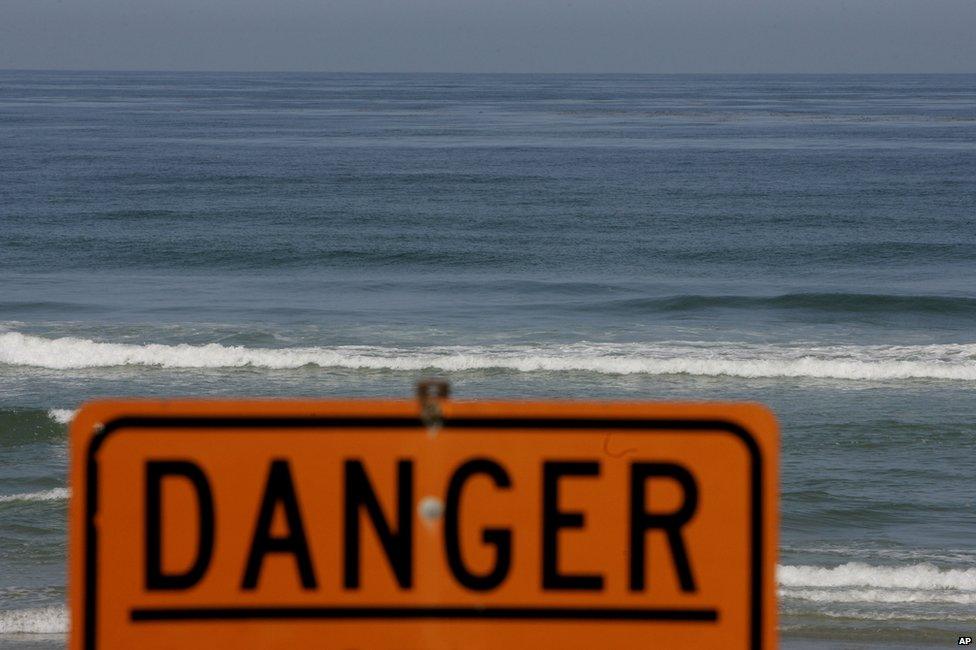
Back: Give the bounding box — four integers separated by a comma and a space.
1, 71, 975, 647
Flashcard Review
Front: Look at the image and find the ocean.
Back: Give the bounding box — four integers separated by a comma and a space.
0, 71, 974, 647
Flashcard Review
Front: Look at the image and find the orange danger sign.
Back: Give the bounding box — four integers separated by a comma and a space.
70, 399, 778, 649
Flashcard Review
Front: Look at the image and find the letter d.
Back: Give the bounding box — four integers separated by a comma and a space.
145, 460, 215, 590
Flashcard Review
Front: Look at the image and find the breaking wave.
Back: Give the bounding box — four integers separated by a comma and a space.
0, 606, 66, 634
2, 332, 975, 381
779, 562, 976, 607
46, 409, 75, 425
0, 488, 70, 504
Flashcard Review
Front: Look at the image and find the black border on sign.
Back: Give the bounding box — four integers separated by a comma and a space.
83, 415, 764, 650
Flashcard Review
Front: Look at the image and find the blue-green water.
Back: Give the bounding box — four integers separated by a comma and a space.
1, 71, 975, 647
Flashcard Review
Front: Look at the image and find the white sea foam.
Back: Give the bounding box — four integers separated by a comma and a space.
779, 562, 976, 606
46, 408, 75, 425
781, 587, 976, 604
782, 609, 976, 624
0, 488, 70, 503
1, 332, 975, 381
0, 606, 67, 634
779, 562, 976, 590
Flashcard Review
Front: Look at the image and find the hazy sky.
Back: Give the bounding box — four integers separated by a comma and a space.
2, 0, 974, 73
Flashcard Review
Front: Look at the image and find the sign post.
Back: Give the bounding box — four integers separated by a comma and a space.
70, 396, 778, 649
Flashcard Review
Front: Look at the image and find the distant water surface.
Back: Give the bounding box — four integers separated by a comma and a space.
1, 71, 975, 647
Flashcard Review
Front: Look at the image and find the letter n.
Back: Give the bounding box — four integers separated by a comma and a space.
343, 459, 413, 589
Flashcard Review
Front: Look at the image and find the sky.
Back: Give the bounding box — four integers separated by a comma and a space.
1, 0, 974, 73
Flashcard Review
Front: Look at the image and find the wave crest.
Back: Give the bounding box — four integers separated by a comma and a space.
779, 562, 976, 608
0, 488, 70, 504
46, 409, 75, 425
0, 607, 66, 634
1, 332, 975, 381
779, 562, 976, 590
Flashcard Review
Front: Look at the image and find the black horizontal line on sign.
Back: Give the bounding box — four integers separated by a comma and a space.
130, 605, 719, 623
